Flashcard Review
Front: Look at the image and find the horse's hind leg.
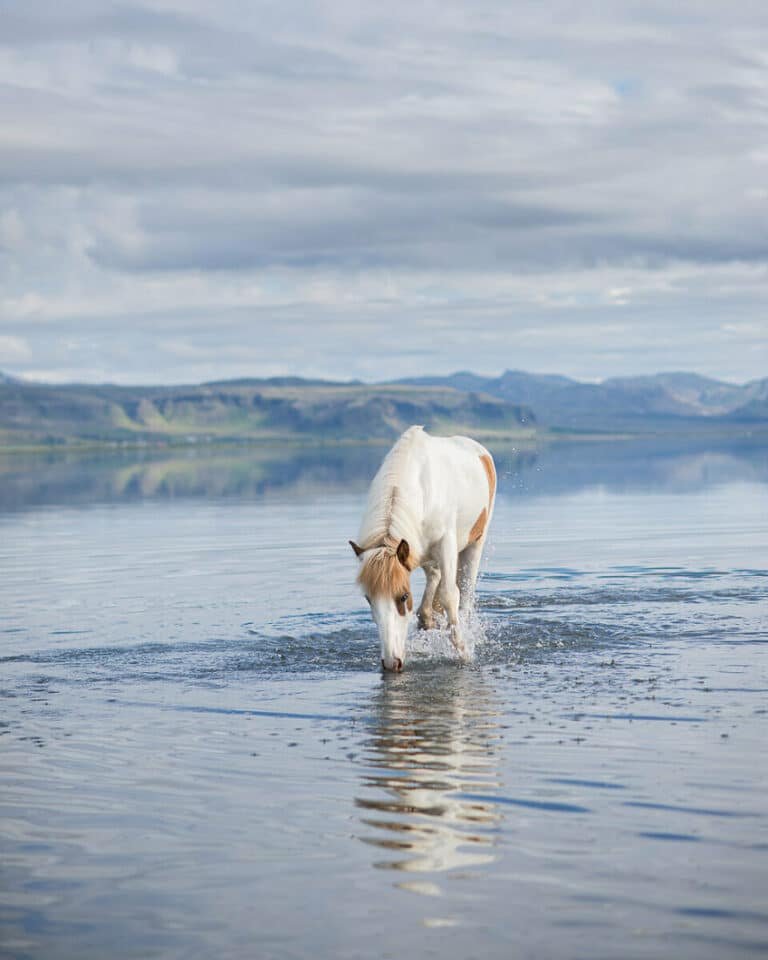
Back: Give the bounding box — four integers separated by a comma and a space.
417, 563, 441, 629
458, 540, 484, 612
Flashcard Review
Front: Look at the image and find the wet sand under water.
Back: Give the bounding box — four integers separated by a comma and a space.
0, 440, 767, 959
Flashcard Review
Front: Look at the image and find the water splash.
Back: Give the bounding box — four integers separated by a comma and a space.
407, 607, 487, 664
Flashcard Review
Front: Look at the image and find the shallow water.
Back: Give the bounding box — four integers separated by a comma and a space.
1, 438, 767, 959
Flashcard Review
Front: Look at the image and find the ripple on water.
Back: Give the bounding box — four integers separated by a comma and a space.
1, 447, 768, 960
3, 561, 766, 690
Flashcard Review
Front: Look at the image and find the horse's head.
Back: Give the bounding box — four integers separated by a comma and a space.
350, 538, 414, 671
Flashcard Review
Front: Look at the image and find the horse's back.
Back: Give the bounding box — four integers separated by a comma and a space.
440, 431, 493, 464
422, 430, 494, 483
414, 429, 496, 537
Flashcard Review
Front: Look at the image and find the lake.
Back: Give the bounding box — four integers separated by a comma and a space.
1, 436, 767, 960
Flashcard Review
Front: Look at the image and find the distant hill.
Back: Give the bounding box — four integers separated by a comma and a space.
0, 377, 534, 447
1, 367, 765, 448
393, 370, 768, 432
723, 377, 768, 421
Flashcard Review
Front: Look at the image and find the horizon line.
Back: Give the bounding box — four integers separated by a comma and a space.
1, 367, 761, 390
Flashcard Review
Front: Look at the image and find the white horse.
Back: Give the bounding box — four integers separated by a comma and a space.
349, 425, 496, 671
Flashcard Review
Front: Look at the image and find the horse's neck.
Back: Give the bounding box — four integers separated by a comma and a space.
360, 452, 423, 553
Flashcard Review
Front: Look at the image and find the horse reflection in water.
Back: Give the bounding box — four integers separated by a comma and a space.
356, 668, 502, 895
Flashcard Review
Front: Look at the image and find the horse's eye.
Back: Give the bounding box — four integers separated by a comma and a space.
400, 593, 409, 604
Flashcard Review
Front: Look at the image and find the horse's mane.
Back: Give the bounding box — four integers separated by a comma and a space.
356, 427, 423, 596
357, 539, 412, 598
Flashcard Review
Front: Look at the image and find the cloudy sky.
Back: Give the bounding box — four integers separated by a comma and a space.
1, 0, 767, 385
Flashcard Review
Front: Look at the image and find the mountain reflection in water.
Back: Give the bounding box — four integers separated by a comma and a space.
0, 435, 766, 514
356, 669, 502, 893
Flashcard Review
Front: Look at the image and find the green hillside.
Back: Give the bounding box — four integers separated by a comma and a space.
0, 378, 535, 448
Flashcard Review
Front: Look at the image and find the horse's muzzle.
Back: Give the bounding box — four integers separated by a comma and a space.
381, 657, 403, 673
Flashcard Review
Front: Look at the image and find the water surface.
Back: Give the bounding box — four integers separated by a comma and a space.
1, 438, 766, 959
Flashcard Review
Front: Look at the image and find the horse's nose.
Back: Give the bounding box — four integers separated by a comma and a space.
381, 657, 404, 672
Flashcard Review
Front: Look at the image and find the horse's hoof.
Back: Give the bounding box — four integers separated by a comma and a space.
381, 657, 404, 672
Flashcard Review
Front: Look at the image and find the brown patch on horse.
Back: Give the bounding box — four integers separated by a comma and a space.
480, 453, 496, 505
469, 506, 488, 543
357, 539, 414, 601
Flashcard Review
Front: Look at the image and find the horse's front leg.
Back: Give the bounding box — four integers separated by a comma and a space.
436, 536, 468, 661
417, 562, 441, 630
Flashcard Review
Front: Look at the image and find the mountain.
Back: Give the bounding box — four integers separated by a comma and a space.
394, 370, 768, 432
0, 378, 534, 447
391, 370, 494, 393
2, 369, 765, 448
725, 377, 768, 421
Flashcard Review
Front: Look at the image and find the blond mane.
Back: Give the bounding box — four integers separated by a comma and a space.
354, 427, 426, 598
357, 537, 414, 598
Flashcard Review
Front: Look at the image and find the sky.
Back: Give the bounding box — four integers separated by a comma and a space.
1, 0, 767, 386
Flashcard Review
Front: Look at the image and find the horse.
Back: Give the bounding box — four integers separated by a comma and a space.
349, 425, 496, 671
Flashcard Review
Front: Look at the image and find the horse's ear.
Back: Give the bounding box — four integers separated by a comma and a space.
349, 540, 364, 558
396, 539, 410, 567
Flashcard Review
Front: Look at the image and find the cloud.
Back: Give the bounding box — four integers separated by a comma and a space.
0, 0, 767, 382
0, 335, 30, 361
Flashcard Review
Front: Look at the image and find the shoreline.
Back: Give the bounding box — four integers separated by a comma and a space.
0, 423, 765, 456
